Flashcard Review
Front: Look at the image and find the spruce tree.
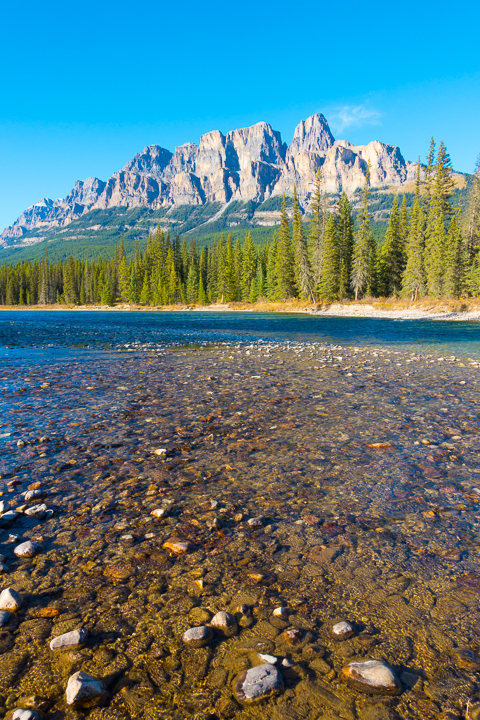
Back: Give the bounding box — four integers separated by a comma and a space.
275, 194, 295, 299
292, 185, 314, 302
424, 141, 455, 295
336, 192, 354, 299
443, 210, 465, 298
320, 213, 339, 301
378, 195, 404, 296
465, 154, 480, 261
351, 163, 375, 300
402, 161, 426, 300
241, 233, 257, 301
309, 168, 326, 298
266, 234, 279, 300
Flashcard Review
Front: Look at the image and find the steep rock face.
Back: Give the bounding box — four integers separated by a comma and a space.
1, 113, 418, 245
285, 113, 334, 160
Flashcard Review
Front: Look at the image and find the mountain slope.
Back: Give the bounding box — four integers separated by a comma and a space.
1, 113, 418, 254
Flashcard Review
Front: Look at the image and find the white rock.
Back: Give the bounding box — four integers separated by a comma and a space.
272, 607, 288, 618
182, 626, 212, 647
247, 516, 264, 528
24, 489, 43, 501
282, 658, 294, 667
151, 507, 167, 518
17, 440, 25, 448
24, 504, 47, 518
50, 628, 88, 650
12, 710, 38, 720
1, 511, 18, 521
0, 501, 6, 513
66, 670, 105, 706
332, 620, 354, 638
340, 659, 401, 695
259, 652, 278, 664
211, 611, 235, 628
0, 587, 22, 612
234, 663, 283, 703
14, 541, 42, 558
153, 448, 167, 456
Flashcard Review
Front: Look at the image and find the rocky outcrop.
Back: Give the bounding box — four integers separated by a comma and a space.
1, 113, 417, 245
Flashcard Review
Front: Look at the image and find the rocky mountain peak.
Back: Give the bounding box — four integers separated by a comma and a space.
286, 113, 335, 160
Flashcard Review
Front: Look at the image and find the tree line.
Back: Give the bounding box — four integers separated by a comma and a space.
1, 140, 479, 306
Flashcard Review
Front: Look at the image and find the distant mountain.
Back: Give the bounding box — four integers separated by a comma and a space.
1, 113, 419, 254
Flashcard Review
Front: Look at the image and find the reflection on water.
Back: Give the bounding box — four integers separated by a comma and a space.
0, 313, 480, 719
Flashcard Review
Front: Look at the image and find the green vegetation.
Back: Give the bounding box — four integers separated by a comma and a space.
1, 140, 479, 305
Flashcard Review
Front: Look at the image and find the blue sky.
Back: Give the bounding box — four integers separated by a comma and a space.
1, 0, 479, 233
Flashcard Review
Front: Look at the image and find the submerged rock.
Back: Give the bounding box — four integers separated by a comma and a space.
340, 659, 402, 695
234, 663, 283, 703
11, 711, 38, 720
162, 537, 193, 554
0, 587, 22, 612
331, 620, 355, 640
211, 611, 238, 638
14, 541, 42, 558
66, 671, 106, 707
182, 626, 212, 648
50, 628, 88, 650
24, 504, 47, 518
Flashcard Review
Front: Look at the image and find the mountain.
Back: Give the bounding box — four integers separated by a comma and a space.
1, 113, 418, 253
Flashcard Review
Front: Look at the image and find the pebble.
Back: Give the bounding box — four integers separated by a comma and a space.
162, 538, 193, 554
24, 489, 44, 501
259, 653, 278, 664
282, 658, 294, 668
50, 628, 88, 650
0, 587, 22, 612
182, 626, 212, 648
211, 611, 238, 637
234, 663, 283, 703
17, 440, 25, 448
247, 516, 264, 528
66, 671, 106, 706
281, 628, 303, 646
24, 504, 47, 518
153, 448, 167, 456
273, 607, 289, 618
331, 620, 355, 640
0, 501, 5, 513
340, 659, 402, 695
0, 610, 10, 626
14, 541, 42, 558
151, 508, 167, 518
12, 711, 38, 720
0, 563, 7, 573
1, 511, 18, 521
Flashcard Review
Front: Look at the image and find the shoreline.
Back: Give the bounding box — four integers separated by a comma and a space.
1, 299, 480, 321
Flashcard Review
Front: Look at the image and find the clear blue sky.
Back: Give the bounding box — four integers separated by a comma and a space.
1, 0, 479, 233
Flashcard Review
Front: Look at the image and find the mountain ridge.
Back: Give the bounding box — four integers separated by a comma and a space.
1, 113, 418, 250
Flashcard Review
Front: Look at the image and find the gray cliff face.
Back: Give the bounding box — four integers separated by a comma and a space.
0, 114, 416, 245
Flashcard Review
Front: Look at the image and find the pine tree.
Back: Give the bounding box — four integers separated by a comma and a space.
309, 168, 326, 298
275, 194, 295, 299
241, 233, 257, 301
402, 161, 426, 301
266, 235, 278, 300
424, 141, 455, 295
101, 276, 114, 305
443, 210, 465, 298
292, 185, 314, 301
320, 213, 339, 300
336, 192, 354, 300
351, 163, 375, 300
63, 256, 78, 305
378, 195, 404, 296
465, 154, 480, 261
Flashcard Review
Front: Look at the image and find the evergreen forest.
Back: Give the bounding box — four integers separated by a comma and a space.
1, 141, 479, 307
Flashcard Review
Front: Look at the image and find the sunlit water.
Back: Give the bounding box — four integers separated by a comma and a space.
0, 311, 480, 720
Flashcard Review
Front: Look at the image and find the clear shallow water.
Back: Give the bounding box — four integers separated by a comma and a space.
1, 313, 480, 719
1, 310, 480, 357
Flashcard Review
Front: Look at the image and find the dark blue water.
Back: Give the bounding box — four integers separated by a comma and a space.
0, 310, 479, 357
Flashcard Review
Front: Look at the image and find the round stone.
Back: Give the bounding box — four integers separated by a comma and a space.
340, 659, 402, 695
0, 588, 22, 612
66, 671, 106, 707
182, 626, 212, 648
162, 537, 193, 554
331, 620, 355, 640
14, 541, 42, 558
24, 504, 47, 518
12, 711, 38, 720
273, 607, 288, 618
247, 516, 264, 528
281, 628, 303, 646
234, 663, 283, 703
50, 628, 88, 650
211, 611, 237, 637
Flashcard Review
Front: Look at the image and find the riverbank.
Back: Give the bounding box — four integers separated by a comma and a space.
2, 297, 480, 320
